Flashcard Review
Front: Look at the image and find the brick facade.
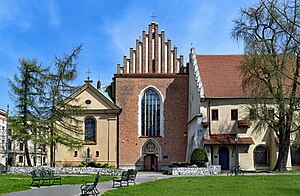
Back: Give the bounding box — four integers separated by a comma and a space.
115, 74, 188, 169
114, 22, 188, 170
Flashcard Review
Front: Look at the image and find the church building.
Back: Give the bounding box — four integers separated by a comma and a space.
114, 22, 188, 170
53, 21, 300, 172
55, 80, 120, 167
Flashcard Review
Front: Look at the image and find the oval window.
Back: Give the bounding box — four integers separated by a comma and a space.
85, 100, 91, 104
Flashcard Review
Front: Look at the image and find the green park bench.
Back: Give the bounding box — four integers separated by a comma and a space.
80, 172, 100, 195
30, 169, 61, 187
112, 169, 138, 187
127, 169, 138, 185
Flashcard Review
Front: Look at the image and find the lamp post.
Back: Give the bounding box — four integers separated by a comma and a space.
235, 133, 239, 175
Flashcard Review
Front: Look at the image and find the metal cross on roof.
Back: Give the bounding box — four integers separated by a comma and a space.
150, 13, 157, 22
86, 69, 92, 80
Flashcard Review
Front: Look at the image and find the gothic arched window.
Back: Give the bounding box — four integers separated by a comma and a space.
254, 145, 269, 165
141, 89, 161, 136
85, 117, 96, 142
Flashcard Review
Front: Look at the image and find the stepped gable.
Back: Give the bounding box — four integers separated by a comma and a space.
117, 22, 185, 74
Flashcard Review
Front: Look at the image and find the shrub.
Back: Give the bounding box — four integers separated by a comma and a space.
100, 163, 109, 168
78, 161, 114, 168
128, 169, 138, 173
190, 148, 208, 167
87, 161, 97, 167
162, 169, 172, 175
171, 162, 191, 167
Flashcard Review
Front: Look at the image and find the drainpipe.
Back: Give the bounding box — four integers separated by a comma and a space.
208, 99, 213, 165
235, 121, 239, 175
5, 105, 9, 172
116, 109, 122, 168
107, 118, 110, 164
208, 99, 211, 136
116, 114, 119, 168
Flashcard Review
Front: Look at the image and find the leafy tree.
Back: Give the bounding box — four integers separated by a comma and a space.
232, 0, 300, 171
8, 59, 47, 166
43, 45, 84, 167
190, 148, 208, 167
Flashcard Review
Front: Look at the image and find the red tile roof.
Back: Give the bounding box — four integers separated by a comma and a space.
203, 134, 254, 145
197, 55, 246, 98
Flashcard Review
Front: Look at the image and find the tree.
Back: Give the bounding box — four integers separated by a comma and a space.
43, 45, 84, 167
8, 59, 47, 166
190, 148, 208, 167
232, 0, 300, 171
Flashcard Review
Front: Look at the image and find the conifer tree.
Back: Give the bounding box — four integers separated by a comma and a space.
8, 59, 47, 166
43, 45, 84, 167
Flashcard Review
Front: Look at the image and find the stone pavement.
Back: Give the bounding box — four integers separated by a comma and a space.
3, 172, 173, 196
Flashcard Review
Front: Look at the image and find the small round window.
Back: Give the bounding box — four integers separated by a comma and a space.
85, 99, 91, 104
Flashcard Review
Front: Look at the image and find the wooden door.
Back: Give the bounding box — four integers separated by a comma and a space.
219, 146, 229, 170
144, 154, 158, 171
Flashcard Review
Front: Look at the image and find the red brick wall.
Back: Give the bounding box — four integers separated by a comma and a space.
115, 74, 188, 168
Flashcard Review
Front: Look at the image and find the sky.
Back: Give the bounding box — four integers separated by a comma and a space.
0, 0, 256, 114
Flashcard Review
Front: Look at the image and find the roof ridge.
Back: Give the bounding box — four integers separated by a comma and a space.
197, 54, 244, 56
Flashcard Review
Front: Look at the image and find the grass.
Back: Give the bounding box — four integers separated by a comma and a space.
103, 175, 300, 196
0, 174, 113, 195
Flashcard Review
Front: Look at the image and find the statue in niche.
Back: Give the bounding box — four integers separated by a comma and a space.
86, 147, 91, 163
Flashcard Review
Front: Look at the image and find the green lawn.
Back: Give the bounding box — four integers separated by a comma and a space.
103, 175, 300, 196
0, 174, 113, 195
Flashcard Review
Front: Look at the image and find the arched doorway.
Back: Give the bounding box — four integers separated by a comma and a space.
219, 146, 229, 170
254, 145, 269, 166
142, 139, 161, 171
144, 154, 158, 171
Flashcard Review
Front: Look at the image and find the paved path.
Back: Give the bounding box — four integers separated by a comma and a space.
3, 172, 172, 196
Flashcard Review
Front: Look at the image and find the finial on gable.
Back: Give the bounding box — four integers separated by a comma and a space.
149, 12, 157, 22
85, 69, 93, 83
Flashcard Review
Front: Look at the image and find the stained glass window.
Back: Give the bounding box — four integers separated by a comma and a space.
85, 117, 96, 142
141, 89, 161, 136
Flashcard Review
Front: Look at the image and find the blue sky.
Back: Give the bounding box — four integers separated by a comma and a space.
0, 0, 255, 114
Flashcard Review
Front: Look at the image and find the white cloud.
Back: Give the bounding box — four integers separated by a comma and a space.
0, 0, 61, 30
102, 0, 247, 64
178, 0, 249, 56
0, 1, 17, 23
0, 1, 32, 30
47, 0, 60, 28
103, 7, 148, 56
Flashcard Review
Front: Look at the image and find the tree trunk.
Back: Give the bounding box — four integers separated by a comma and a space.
50, 103, 55, 167
50, 121, 55, 167
24, 141, 32, 167
33, 142, 37, 166
273, 131, 290, 171
50, 141, 55, 167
